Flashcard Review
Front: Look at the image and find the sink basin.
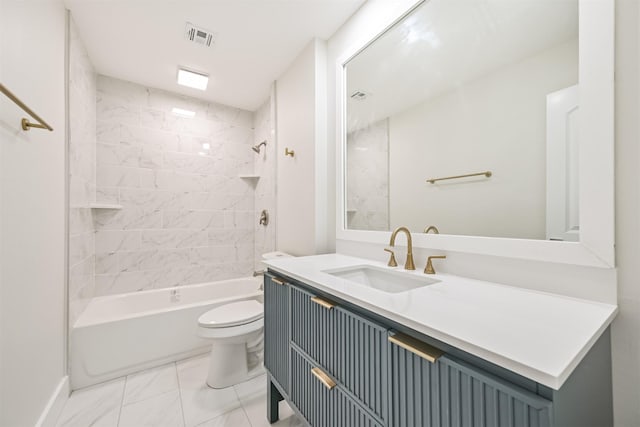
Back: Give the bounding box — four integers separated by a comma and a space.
323, 265, 439, 293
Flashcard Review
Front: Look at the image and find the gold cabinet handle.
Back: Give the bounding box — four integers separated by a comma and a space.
285, 147, 295, 157
388, 333, 444, 363
310, 296, 335, 310
311, 367, 336, 390
272, 278, 285, 286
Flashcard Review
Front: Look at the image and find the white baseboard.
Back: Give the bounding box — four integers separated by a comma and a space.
35, 376, 69, 427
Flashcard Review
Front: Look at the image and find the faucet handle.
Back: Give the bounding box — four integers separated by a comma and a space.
424, 255, 446, 274
384, 248, 398, 267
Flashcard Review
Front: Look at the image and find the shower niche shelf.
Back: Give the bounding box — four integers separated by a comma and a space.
89, 202, 123, 210
238, 174, 260, 179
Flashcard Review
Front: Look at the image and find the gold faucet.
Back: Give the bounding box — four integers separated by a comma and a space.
388, 227, 415, 270
424, 255, 446, 274
383, 248, 397, 267
424, 225, 439, 234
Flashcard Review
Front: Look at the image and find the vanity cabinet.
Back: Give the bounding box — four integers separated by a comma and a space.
265, 271, 612, 427
388, 335, 552, 427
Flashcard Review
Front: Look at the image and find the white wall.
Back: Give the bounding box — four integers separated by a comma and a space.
611, 0, 640, 424
276, 38, 329, 256
389, 40, 577, 239
0, 0, 68, 425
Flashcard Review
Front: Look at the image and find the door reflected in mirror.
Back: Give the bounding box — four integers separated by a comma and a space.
344, 0, 579, 241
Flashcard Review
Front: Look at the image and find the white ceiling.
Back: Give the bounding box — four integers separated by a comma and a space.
346, 0, 578, 131
65, 0, 366, 111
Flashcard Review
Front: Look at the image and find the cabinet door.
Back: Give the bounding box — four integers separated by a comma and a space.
264, 274, 290, 394
290, 348, 382, 427
389, 333, 553, 427
291, 286, 388, 421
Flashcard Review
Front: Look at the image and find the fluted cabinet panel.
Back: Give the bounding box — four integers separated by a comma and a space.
334, 306, 387, 421
290, 348, 382, 427
389, 340, 553, 427
264, 274, 290, 394
290, 286, 388, 421
290, 286, 335, 372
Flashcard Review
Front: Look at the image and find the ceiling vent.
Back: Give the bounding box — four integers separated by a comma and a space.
185, 22, 215, 47
350, 91, 368, 101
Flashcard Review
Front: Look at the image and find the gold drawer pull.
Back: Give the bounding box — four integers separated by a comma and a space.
311, 367, 336, 390
310, 296, 335, 310
272, 278, 285, 286
388, 333, 444, 363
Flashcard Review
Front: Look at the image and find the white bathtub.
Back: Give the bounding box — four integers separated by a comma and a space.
70, 277, 263, 389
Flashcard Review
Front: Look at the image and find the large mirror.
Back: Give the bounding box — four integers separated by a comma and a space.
344, 0, 580, 242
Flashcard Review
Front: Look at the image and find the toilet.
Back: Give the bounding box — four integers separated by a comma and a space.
197, 299, 264, 388
197, 251, 293, 389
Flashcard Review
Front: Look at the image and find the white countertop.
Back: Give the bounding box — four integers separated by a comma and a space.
264, 253, 617, 390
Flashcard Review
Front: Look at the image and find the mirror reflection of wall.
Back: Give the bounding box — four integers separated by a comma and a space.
346, 119, 389, 231
345, 0, 579, 241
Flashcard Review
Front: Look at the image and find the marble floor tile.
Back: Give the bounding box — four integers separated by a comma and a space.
234, 375, 303, 427
123, 362, 179, 404
177, 356, 242, 427
179, 386, 242, 427
56, 356, 297, 427
193, 408, 251, 427
55, 378, 125, 427
175, 355, 210, 390
119, 390, 184, 427
233, 374, 267, 402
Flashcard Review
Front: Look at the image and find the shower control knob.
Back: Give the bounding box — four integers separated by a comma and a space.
259, 210, 269, 226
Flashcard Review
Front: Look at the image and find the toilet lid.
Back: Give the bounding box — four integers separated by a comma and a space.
198, 300, 263, 328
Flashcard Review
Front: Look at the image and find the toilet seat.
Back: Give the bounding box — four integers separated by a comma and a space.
198, 317, 264, 340
198, 300, 263, 328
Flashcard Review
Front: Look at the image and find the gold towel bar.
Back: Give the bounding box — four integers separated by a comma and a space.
311, 367, 336, 390
388, 333, 444, 363
0, 83, 53, 131
427, 171, 491, 184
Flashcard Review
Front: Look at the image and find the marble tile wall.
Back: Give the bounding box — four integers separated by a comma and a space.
346, 120, 390, 231
94, 76, 256, 295
68, 18, 97, 325
253, 87, 277, 268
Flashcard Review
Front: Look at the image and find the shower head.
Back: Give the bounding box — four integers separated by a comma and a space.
252, 140, 267, 154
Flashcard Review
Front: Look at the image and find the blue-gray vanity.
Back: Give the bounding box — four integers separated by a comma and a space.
263, 255, 616, 427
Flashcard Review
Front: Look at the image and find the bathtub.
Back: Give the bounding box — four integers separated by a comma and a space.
70, 277, 263, 389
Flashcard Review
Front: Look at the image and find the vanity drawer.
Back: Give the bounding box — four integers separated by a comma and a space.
290, 347, 383, 427
290, 285, 336, 371
290, 285, 388, 421
388, 333, 553, 427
